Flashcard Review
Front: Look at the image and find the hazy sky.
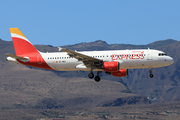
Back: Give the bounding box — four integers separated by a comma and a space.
1, 0, 180, 46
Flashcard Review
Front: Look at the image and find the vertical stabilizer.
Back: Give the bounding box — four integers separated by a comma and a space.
10, 28, 39, 55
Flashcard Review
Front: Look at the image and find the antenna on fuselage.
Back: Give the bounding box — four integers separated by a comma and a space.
58, 46, 62, 51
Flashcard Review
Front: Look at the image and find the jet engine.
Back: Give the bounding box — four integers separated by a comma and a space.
111, 69, 128, 77
103, 61, 119, 72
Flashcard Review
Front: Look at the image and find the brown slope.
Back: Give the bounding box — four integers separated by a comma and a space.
0, 39, 150, 109
0, 62, 149, 109
6, 39, 180, 104
116, 40, 180, 103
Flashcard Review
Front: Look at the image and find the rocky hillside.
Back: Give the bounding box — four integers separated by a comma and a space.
0, 38, 179, 109
0, 38, 151, 109
35, 39, 180, 103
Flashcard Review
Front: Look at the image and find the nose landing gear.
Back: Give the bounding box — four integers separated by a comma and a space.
149, 68, 154, 78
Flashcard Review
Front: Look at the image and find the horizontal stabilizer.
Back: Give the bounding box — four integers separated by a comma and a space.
5, 54, 29, 61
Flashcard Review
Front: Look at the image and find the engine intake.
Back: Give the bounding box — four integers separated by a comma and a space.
103, 61, 119, 72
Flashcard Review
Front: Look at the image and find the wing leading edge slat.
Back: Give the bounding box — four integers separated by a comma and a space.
61, 48, 103, 67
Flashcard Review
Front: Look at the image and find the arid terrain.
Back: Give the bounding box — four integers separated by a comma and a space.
1, 101, 180, 120
0, 38, 180, 119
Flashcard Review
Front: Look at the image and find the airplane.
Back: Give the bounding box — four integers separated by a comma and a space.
6, 28, 174, 82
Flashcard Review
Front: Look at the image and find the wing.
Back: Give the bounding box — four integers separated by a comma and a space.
61, 48, 103, 68
5, 54, 29, 61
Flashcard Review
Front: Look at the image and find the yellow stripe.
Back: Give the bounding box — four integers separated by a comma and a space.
9, 28, 27, 38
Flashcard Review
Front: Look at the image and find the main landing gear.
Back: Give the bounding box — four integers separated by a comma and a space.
88, 72, 94, 79
88, 71, 102, 82
149, 68, 154, 78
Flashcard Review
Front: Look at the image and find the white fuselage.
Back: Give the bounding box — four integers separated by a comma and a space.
39, 49, 174, 71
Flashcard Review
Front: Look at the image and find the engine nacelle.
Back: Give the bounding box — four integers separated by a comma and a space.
103, 61, 119, 72
111, 69, 128, 77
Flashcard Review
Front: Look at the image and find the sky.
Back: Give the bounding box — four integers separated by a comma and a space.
1, 0, 180, 46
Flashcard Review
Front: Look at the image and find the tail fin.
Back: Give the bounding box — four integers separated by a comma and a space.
10, 28, 39, 56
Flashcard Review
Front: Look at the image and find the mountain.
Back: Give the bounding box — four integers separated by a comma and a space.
0, 38, 151, 109
58, 39, 180, 103
0, 38, 179, 111
36, 39, 180, 103
59, 39, 177, 51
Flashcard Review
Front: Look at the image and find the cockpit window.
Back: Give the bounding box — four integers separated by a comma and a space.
158, 53, 167, 56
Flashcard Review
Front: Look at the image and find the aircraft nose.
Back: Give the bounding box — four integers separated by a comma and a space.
167, 57, 174, 65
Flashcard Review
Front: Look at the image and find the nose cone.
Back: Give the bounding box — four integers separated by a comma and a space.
167, 56, 174, 65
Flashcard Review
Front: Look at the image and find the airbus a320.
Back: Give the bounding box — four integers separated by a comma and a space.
6, 28, 174, 82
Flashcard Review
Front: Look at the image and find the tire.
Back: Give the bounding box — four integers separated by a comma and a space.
88, 72, 94, 79
149, 74, 154, 78
94, 76, 100, 82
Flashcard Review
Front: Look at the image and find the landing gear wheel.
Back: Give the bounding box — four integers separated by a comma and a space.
88, 72, 94, 79
149, 74, 154, 78
149, 68, 154, 78
94, 76, 100, 82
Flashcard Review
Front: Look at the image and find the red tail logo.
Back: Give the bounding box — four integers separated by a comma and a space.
9, 28, 53, 70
